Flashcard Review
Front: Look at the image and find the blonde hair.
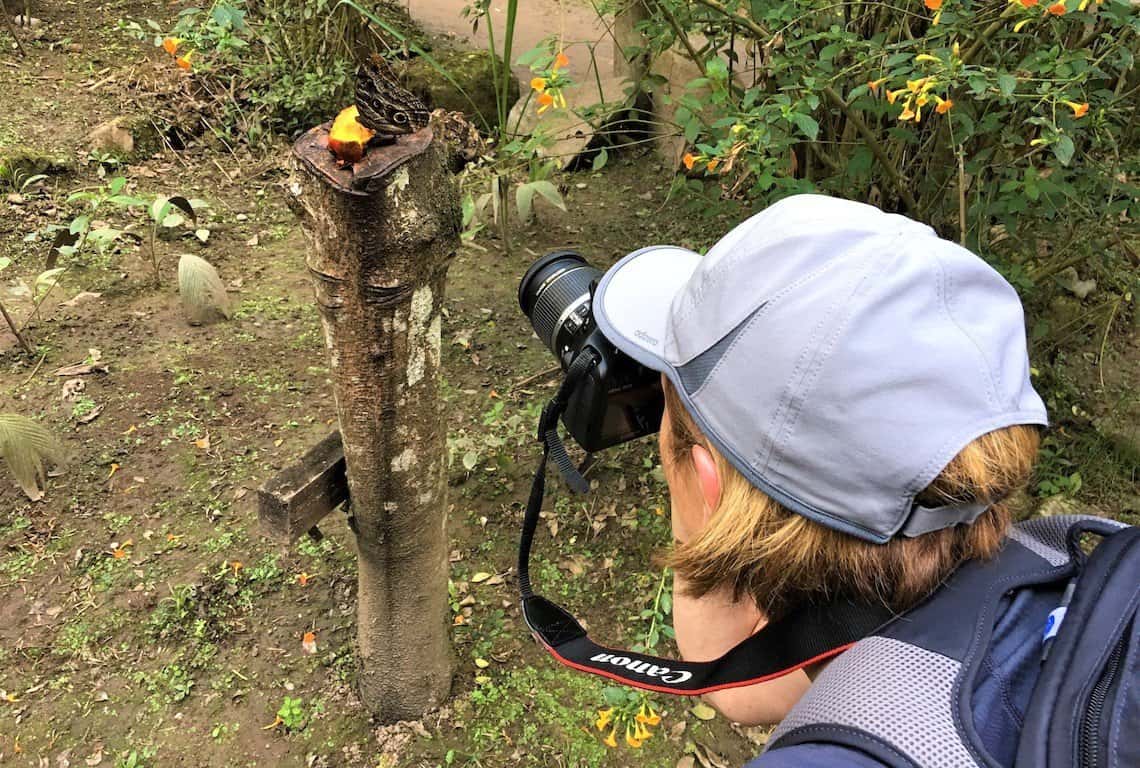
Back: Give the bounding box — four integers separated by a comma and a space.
662, 380, 1041, 619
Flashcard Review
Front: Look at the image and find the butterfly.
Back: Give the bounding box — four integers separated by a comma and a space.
354, 56, 430, 139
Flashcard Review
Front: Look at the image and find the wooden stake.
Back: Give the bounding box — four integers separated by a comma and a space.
291, 124, 459, 721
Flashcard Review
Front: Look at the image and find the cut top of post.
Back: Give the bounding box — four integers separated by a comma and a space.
293, 123, 435, 196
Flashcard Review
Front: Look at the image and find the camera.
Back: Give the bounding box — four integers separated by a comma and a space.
518, 250, 663, 453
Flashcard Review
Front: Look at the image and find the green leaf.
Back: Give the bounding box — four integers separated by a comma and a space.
462, 451, 478, 471
592, 147, 609, 172
0, 257, 8, 272
530, 180, 567, 212
790, 113, 820, 141
690, 702, 717, 721
1052, 135, 1075, 165
516, 182, 536, 224
997, 73, 1017, 98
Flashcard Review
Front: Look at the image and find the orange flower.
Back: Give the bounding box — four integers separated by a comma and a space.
706, 159, 719, 172
231, 560, 243, 576
899, 105, 917, 122
176, 50, 194, 70
886, 89, 904, 104
602, 726, 617, 748
1046, 1, 1066, 12
554, 52, 570, 70
530, 77, 547, 92
925, 0, 943, 9
682, 152, 696, 170
302, 631, 318, 654
936, 98, 954, 114
1063, 100, 1089, 117
868, 77, 888, 94
112, 548, 127, 560
162, 37, 181, 56
537, 91, 555, 114
297, 572, 312, 586
1018, 0, 1038, 6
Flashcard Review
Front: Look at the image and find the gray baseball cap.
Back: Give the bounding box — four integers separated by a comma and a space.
594, 194, 1047, 543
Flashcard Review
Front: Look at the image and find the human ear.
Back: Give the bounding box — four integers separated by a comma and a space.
690, 444, 721, 524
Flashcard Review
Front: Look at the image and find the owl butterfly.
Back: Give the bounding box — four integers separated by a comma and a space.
355, 56, 431, 139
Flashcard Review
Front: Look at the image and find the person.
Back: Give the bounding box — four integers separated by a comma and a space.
590, 193, 1053, 766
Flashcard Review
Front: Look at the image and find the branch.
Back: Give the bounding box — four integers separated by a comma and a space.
822, 85, 919, 213
691, 0, 772, 40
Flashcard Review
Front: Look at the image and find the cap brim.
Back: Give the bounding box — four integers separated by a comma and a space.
594, 245, 702, 372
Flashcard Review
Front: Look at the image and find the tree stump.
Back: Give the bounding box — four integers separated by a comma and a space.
291, 124, 459, 720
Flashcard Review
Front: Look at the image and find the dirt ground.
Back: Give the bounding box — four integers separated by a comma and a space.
1, 2, 1136, 768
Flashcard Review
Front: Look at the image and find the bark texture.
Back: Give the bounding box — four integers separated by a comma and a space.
291, 130, 459, 721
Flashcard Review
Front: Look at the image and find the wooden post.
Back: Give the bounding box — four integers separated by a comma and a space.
291, 124, 459, 720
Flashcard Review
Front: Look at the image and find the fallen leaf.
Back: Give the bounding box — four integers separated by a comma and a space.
107, 463, 120, 480
60, 379, 86, 401
261, 715, 283, 730
194, 435, 211, 450
474, 658, 489, 668
83, 749, 102, 766
121, 425, 137, 435
676, 758, 695, 768
470, 572, 492, 584
231, 561, 243, 576
690, 703, 717, 721
62, 291, 102, 307
76, 404, 104, 424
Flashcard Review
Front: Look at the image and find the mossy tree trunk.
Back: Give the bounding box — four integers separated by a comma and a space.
291, 126, 459, 720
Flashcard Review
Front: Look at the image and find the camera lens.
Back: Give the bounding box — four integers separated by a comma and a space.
518, 250, 602, 358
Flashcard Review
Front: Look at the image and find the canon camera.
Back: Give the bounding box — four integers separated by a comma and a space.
518, 250, 663, 453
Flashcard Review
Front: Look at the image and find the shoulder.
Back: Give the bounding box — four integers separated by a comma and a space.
745, 743, 892, 768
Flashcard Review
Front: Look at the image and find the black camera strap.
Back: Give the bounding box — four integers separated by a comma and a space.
517, 350, 898, 695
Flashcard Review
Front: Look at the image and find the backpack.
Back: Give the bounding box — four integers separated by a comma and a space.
764, 515, 1139, 768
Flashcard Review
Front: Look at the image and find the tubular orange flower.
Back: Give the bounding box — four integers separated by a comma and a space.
886, 88, 904, 104
112, 548, 127, 559
530, 77, 547, 92
936, 98, 954, 114
625, 725, 643, 748
603, 727, 617, 748
176, 50, 194, 70
1062, 100, 1089, 117
162, 37, 181, 55
1046, 1, 1066, 12
1018, 0, 1039, 7
868, 77, 888, 93
682, 152, 696, 170
899, 105, 917, 122
924, 0, 943, 9
595, 707, 614, 731
554, 52, 570, 70
537, 91, 555, 114
636, 703, 662, 726
231, 560, 243, 576
706, 159, 719, 172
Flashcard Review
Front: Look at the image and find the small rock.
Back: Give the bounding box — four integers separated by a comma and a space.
66, 43, 84, 53
245, 234, 259, 247
88, 119, 135, 157
235, 213, 249, 222
6, 193, 25, 205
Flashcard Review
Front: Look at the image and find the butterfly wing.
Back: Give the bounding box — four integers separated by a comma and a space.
355, 59, 430, 136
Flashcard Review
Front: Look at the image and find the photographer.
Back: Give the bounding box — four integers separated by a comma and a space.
520, 194, 1137, 768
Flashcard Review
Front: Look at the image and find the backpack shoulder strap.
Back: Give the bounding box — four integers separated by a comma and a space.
766, 516, 1111, 768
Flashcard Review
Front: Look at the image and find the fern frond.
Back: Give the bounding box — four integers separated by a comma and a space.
0, 415, 65, 501
178, 253, 232, 325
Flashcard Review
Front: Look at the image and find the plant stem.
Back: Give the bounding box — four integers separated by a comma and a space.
150, 225, 162, 287
643, 568, 670, 650
0, 298, 33, 355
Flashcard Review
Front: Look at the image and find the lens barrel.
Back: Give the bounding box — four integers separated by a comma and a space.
518, 251, 602, 355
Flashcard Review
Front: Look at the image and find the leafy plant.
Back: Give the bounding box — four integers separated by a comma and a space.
276, 695, 307, 732
0, 415, 65, 501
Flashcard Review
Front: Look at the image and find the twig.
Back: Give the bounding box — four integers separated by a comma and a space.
822, 85, 919, 213
957, 146, 967, 246
1098, 295, 1122, 389
691, 0, 773, 39
509, 365, 561, 392
0, 0, 28, 57
0, 298, 33, 354
18, 351, 46, 387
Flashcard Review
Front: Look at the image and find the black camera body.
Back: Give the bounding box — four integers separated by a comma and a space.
519, 251, 663, 453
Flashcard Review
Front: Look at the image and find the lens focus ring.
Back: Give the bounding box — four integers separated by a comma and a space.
530, 266, 595, 351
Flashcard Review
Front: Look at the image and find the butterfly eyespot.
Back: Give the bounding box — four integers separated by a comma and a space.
394, 112, 409, 124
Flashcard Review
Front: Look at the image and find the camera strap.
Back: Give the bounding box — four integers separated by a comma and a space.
517, 349, 897, 695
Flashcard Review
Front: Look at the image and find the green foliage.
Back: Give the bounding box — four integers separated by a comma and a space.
276, 695, 307, 732
123, 1, 415, 136
629, 0, 1137, 300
